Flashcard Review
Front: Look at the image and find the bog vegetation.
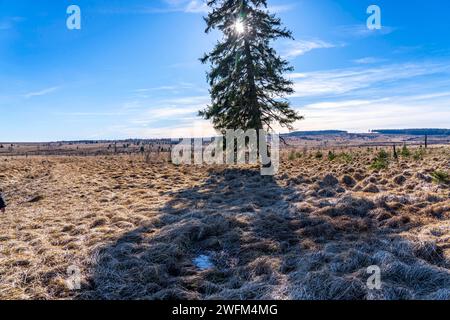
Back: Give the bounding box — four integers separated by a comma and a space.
0, 145, 449, 300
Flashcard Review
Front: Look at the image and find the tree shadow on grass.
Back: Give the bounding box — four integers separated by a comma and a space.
80, 168, 304, 299
80, 168, 450, 300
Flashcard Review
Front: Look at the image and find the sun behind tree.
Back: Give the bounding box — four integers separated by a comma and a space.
200, 0, 303, 135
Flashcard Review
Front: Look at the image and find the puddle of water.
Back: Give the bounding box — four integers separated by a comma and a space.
193, 254, 214, 270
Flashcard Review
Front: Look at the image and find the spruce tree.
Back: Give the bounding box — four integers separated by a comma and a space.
200, 0, 303, 135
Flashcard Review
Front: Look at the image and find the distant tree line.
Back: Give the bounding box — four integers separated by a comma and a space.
372, 129, 450, 136
57, 139, 178, 145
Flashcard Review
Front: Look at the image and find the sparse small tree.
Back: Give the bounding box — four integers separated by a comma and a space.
370, 149, 389, 170
400, 144, 411, 157
328, 150, 336, 161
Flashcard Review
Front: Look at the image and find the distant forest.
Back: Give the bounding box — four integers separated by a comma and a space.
372, 129, 450, 136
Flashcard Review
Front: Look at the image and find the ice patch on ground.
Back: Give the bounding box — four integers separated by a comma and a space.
193, 254, 214, 270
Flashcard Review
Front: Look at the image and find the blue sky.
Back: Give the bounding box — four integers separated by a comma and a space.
1, 0, 450, 142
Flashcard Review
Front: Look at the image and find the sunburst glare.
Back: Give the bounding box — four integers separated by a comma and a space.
234, 20, 245, 34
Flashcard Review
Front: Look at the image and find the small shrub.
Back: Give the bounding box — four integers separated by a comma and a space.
430, 170, 449, 184
370, 150, 389, 170
370, 159, 388, 170
340, 153, 353, 163
315, 151, 323, 159
328, 151, 336, 161
378, 149, 389, 160
400, 145, 411, 157
413, 148, 425, 161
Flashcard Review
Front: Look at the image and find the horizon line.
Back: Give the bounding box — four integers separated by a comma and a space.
2, 128, 449, 144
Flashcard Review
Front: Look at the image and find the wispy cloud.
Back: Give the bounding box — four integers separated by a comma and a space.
55, 112, 126, 117
164, 0, 295, 14
131, 106, 200, 125
289, 62, 450, 98
295, 92, 450, 132
101, 60, 450, 138
353, 57, 387, 65
98, 0, 208, 15
182, 0, 209, 13
304, 99, 381, 110
132, 83, 203, 98
119, 119, 216, 139
334, 24, 396, 39
130, 95, 210, 124
282, 39, 340, 59
268, 3, 297, 14
97, 1, 295, 16
55, 91, 211, 138
24, 86, 59, 99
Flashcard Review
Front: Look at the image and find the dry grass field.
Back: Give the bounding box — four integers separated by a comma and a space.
0, 146, 449, 300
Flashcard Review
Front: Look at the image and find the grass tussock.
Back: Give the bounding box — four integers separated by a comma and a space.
431, 170, 449, 185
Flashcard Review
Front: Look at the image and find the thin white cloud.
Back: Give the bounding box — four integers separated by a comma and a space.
290, 62, 450, 98
131, 105, 201, 124
268, 4, 297, 14
126, 95, 210, 125
334, 24, 396, 38
286, 60, 450, 132
56, 112, 125, 117
134, 86, 177, 93
99, 0, 208, 15
304, 99, 380, 110
132, 83, 200, 96
120, 120, 216, 139
294, 93, 450, 132
24, 86, 59, 99
161, 95, 209, 105
183, 0, 208, 13
111, 89, 450, 137
282, 39, 339, 59
353, 57, 387, 65
111, 61, 450, 138
167, 0, 294, 14
98, 1, 295, 15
